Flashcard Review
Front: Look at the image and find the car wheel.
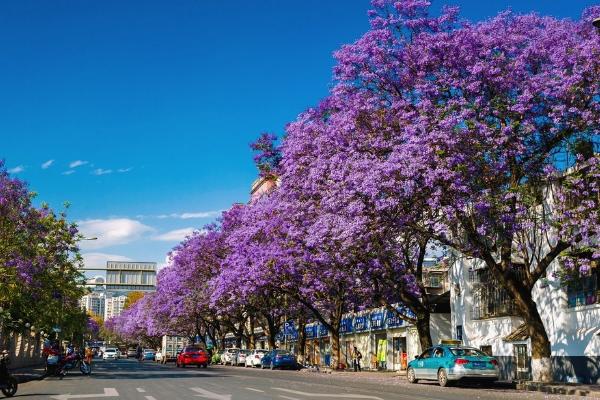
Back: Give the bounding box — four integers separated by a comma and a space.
407, 367, 418, 384
270, 362, 275, 370
438, 368, 451, 387
261, 363, 265, 369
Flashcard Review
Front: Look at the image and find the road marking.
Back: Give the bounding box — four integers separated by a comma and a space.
273, 388, 384, 400
51, 388, 119, 400
136, 388, 146, 393
245, 387, 265, 393
145, 397, 156, 400
279, 396, 302, 400
190, 387, 232, 400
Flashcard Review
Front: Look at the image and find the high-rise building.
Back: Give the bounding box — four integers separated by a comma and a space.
104, 294, 127, 320
79, 291, 106, 318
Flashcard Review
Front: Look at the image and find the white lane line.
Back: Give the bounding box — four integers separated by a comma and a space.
245, 387, 265, 393
273, 388, 384, 400
137, 388, 146, 393
51, 388, 119, 400
190, 387, 232, 400
145, 396, 156, 400
279, 396, 302, 400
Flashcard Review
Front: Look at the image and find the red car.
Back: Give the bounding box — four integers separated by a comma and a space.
176, 346, 209, 368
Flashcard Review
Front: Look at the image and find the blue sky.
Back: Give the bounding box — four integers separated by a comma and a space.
1, 0, 596, 275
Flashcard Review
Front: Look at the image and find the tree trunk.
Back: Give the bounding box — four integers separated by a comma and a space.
266, 315, 277, 349
297, 317, 307, 364
330, 329, 341, 370
415, 309, 433, 351
514, 288, 552, 382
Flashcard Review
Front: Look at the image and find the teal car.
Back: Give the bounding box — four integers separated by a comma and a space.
407, 345, 499, 387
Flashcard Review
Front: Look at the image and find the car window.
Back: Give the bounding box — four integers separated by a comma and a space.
450, 347, 487, 357
275, 350, 290, 355
184, 346, 202, 353
239, 350, 250, 354
433, 348, 444, 358
419, 349, 432, 359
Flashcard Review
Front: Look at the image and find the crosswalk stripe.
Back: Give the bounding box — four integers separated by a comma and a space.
245, 387, 265, 393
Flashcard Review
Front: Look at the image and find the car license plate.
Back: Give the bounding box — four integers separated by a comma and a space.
472, 362, 485, 369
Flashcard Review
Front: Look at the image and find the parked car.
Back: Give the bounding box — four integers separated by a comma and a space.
407, 345, 499, 387
260, 350, 297, 370
143, 349, 156, 361
245, 349, 266, 368
221, 348, 239, 365
234, 349, 250, 366
103, 348, 118, 360
127, 348, 137, 358
176, 345, 209, 368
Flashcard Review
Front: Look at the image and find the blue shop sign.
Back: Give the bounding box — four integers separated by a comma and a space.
318, 324, 329, 337
354, 316, 369, 332
286, 331, 299, 341
339, 318, 353, 334
284, 320, 297, 335
305, 325, 317, 339
370, 312, 385, 330
385, 310, 404, 328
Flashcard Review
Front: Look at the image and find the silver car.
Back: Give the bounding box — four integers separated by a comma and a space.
235, 349, 251, 366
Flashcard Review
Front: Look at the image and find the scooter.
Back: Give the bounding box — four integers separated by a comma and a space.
0, 351, 18, 397
57, 350, 92, 378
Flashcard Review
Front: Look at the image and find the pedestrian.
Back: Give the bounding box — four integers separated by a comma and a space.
136, 344, 143, 363
85, 346, 93, 365
352, 346, 362, 372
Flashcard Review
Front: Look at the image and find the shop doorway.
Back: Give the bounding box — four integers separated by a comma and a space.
392, 337, 407, 371
374, 334, 387, 370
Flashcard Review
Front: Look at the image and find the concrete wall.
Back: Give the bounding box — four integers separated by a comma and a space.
1, 332, 44, 369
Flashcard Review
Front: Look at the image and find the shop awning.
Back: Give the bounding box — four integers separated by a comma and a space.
503, 323, 529, 342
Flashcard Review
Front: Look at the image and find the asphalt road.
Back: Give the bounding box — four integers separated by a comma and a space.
12, 359, 574, 400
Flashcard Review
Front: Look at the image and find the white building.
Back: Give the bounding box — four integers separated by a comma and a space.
104, 295, 127, 320
451, 252, 600, 383
79, 291, 106, 318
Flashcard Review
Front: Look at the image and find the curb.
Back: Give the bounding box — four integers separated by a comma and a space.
517, 382, 600, 398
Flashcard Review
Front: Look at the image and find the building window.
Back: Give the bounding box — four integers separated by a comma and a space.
429, 275, 441, 288
469, 267, 522, 319
566, 268, 599, 308
456, 325, 463, 341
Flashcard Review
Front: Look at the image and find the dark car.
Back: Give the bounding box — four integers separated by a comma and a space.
260, 350, 297, 370
176, 345, 209, 368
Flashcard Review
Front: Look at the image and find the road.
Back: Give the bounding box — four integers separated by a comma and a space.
14, 359, 572, 400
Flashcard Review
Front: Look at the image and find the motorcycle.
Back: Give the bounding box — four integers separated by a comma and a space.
56, 349, 92, 378
0, 351, 18, 397
44, 347, 61, 376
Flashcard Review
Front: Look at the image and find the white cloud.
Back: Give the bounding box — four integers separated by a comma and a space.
152, 227, 196, 242
141, 210, 222, 220
78, 218, 154, 249
117, 167, 133, 173
62, 170, 76, 175
82, 252, 133, 269
41, 160, 54, 169
8, 165, 24, 174
69, 160, 88, 168
92, 168, 113, 176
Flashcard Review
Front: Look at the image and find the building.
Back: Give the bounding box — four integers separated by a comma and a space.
104, 294, 127, 320
105, 261, 157, 293
79, 291, 106, 318
250, 176, 278, 201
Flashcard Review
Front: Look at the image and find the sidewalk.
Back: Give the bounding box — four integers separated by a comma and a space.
10, 364, 46, 383
517, 382, 600, 399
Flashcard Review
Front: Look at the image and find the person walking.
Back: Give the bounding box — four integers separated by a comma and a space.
136, 344, 143, 363
84, 346, 94, 365
352, 346, 362, 372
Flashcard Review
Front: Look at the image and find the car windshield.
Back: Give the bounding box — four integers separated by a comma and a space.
228, 349, 239, 353
105, 349, 116, 353
275, 350, 291, 355
239, 350, 250, 355
450, 347, 487, 357
184, 347, 202, 353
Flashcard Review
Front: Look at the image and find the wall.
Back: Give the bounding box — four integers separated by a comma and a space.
1, 332, 44, 369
